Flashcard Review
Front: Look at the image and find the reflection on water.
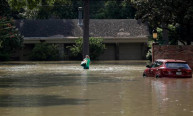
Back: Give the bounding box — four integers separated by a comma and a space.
0, 95, 90, 107
0, 61, 193, 116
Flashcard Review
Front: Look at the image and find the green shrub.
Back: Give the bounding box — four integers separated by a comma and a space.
67, 37, 106, 60
146, 48, 152, 61
89, 37, 106, 60
0, 17, 23, 61
30, 43, 59, 61
0, 53, 10, 61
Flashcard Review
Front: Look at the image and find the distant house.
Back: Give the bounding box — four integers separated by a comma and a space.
15, 19, 149, 60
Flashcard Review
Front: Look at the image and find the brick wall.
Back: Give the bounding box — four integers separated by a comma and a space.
152, 44, 193, 69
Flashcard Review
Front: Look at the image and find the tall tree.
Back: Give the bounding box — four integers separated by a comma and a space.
0, 0, 11, 17
7, 0, 137, 19
95, 0, 136, 19
134, 0, 193, 45
174, 0, 193, 45
83, 0, 89, 58
121, 0, 136, 19
8, 0, 56, 19
134, 0, 174, 45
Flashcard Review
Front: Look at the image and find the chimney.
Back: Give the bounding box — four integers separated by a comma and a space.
78, 7, 83, 26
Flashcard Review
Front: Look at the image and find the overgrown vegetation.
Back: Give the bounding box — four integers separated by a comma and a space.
67, 37, 105, 60
2, 0, 193, 62
6, 0, 193, 45
0, 17, 23, 60
145, 26, 179, 61
30, 43, 59, 61
134, 0, 193, 45
7, 0, 136, 19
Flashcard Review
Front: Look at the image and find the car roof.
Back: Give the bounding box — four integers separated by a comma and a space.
156, 59, 187, 63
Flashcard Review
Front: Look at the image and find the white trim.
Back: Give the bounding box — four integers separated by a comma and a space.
23, 36, 148, 44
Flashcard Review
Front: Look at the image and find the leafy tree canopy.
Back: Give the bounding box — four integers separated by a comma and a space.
6, 0, 136, 19
134, 0, 193, 45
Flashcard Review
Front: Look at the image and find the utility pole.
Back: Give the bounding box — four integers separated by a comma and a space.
83, 0, 90, 58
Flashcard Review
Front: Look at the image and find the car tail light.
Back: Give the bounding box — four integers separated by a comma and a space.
185, 70, 192, 75
162, 69, 169, 75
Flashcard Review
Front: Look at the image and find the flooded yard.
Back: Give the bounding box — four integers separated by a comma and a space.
0, 61, 193, 116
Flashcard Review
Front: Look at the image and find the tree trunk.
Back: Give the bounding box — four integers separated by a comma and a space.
162, 23, 169, 45
186, 24, 191, 45
83, 0, 90, 58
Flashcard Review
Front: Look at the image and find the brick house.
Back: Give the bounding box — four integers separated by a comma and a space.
15, 19, 149, 60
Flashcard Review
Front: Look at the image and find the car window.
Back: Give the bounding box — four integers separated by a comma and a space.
151, 61, 163, 68
157, 61, 163, 66
166, 62, 190, 69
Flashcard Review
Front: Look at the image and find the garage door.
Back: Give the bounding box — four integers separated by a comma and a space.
98, 44, 116, 60
119, 43, 143, 60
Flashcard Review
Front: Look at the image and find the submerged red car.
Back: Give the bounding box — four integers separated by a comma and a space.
143, 59, 192, 78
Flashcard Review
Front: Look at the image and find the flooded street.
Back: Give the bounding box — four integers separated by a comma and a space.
0, 61, 193, 116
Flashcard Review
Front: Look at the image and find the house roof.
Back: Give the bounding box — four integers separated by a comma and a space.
15, 19, 149, 38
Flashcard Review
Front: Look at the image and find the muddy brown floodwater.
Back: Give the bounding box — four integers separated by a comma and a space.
0, 61, 193, 116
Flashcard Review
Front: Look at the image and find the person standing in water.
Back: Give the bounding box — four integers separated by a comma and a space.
81, 55, 90, 69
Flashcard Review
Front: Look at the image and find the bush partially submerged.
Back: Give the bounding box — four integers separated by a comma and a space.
30, 43, 59, 61
67, 37, 105, 60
